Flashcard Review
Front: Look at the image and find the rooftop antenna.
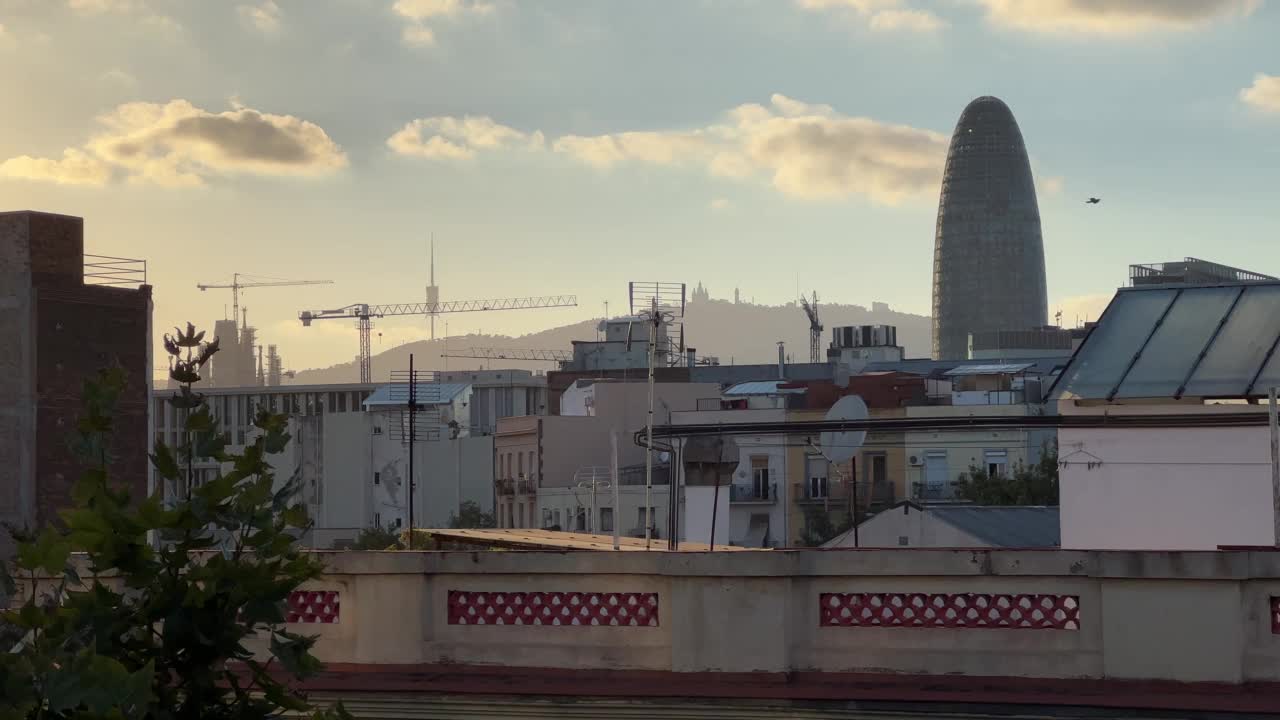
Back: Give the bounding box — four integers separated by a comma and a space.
629, 281, 686, 551
426, 234, 439, 340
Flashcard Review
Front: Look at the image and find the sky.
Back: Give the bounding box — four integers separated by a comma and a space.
2, 0, 1279, 372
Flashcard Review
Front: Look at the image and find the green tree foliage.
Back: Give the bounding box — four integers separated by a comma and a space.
798, 507, 852, 548
954, 444, 1059, 506
350, 526, 404, 551
447, 501, 495, 530
0, 323, 350, 719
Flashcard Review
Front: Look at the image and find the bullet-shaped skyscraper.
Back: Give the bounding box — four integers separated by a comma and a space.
931, 96, 1047, 360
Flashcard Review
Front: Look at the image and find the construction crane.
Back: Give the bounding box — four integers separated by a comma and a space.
440, 347, 572, 363
299, 295, 578, 383
800, 292, 822, 363
198, 273, 334, 323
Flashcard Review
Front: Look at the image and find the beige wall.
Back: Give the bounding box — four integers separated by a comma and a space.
280, 549, 1280, 685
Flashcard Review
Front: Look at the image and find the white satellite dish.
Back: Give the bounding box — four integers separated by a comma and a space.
819, 395, 868, 464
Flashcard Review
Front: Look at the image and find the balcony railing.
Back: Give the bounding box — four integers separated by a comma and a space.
495, 478, 515, 496
729, 483, 776, 504
516, 477, 537, 496
792, 482, 848, 505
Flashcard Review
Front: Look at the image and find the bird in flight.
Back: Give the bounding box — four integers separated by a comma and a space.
1086, 197, 1101, 204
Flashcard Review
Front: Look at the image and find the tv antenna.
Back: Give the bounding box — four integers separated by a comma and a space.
389, 355, 441, 549
629, 281, 686, 549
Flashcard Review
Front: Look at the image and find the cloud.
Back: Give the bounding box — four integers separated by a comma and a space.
975, 0, 1259, 35
64, 0, 184, 37
1241, 73, 1280, 114
392, 0, 495, 46
100, 68, 137, 87
0, 149, 111, 186
1, 100, 347, 187
555, 94, 950, 204
709, 197, 732, 211
238, 1, 282, 34
387, 116, 544, 159
795, 0, 946, 33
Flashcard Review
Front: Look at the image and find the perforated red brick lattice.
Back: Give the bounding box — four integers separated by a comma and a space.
287, 590, 340, 624
820, 592, 1079, 630
1271, 597, 1280, 634
447, 591, 659, 626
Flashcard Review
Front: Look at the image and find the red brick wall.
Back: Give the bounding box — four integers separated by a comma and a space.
34, 283, 151, 527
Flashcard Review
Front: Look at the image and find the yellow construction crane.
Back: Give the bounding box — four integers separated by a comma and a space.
197, 273, 334, 323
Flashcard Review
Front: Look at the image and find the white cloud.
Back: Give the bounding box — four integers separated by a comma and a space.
554, 94, 949, 204
1241, 73, 1280, 114
1, 100, 347, 187
0, 148, 111, 186
709, 197, 732, 211
387, 115, 544, 159
796, 0, 946, 33
976, 0, 1259, 35
238, 1, 282, 34
100, 68, 137, 87
868, 8, 944, 32
64, 0, 184, 37
392, 0, 495, 46
67, 0, 141, 13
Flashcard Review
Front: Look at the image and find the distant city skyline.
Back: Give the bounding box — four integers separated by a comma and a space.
2, 0, 1278, 370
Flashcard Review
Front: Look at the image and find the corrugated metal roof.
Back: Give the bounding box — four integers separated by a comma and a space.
1051, 281, 1280, 400
928, 505, 1060, 548
363, 383, 469, 407
943, 363, 1035, 377
722, 381, 806, 396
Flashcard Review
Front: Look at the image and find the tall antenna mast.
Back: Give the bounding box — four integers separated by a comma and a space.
426, 234, 439, 340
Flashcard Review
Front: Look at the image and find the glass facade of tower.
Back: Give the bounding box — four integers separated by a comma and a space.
931, 96, 1047, 360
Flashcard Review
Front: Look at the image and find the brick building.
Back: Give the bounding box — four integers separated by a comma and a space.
0, 211, 152, 552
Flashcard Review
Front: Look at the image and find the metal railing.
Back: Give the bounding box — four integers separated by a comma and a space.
516, 477, 537, 496
84, 254, 146, 286
792, 482, 848, 504
495, 478, 515, 496
729, 483, 776, 504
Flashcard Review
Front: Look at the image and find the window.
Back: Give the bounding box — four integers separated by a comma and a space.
984, 450, 1008, 477
542, 509, 553, 528
338, 393, 348, 413
599, 507, 613, 533
637, 506, 656, 531
518, 452, 524, 477
751, 456, 770, 500
806, 455, 828, 499
373, 425, 383, 435
518, 504, 525, 528
373, 472, 381, 486
575, 507, 586, 532
528, 451, 535, 481
374, 512, 381, 528
554, 509, 561, 528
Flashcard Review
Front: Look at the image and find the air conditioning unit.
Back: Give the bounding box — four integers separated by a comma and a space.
909, 455, 922, 466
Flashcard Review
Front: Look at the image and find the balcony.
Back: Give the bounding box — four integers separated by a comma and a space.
729, 483, 776, 504
495, 478, 514, 496
792, 482, 848, 506
516, 477, 537, 496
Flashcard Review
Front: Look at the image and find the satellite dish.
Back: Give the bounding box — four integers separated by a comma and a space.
819, 395, 868, 464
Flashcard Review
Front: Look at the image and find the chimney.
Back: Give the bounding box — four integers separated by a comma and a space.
777, 341, 785, 379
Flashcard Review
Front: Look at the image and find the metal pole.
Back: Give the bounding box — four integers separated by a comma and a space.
455, 434, 462, 523
645, 303, 656, 549
590, 473, 598, 535
611, 431, 621, 550
851, 459, 860, 549
407, 353, 416, 550
1270, 387, 1279, 546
